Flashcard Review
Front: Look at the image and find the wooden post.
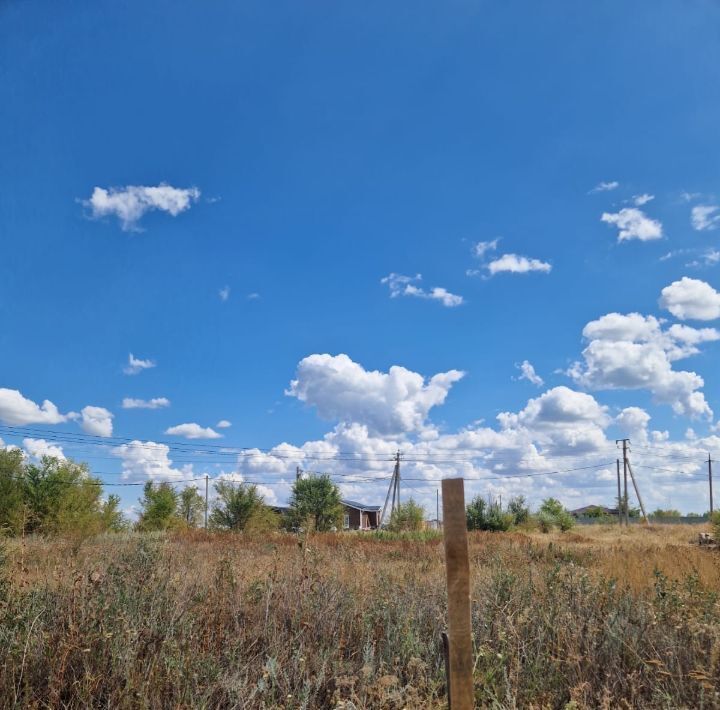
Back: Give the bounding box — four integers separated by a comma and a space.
441, 478, 474, 709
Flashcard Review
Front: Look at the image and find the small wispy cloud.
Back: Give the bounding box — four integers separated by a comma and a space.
632, 194, 654, 206
589, 181, 619, 194
123, 353, 156, 375
216, 419, 232, 428
601, 208, 663, 242
473, 239, 500, 259
165, 422, 222, 440
82, 183, 200, 231
219, 286, 230, 301
122, 397, 170, 410
691, 205, 720, 231
516, 360, 544, 387
381, 273, 464, 307
485, 254, 552, 276
247, 292, 261, 300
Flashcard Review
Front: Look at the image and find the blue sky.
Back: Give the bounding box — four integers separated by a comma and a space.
2, 0, 720, 515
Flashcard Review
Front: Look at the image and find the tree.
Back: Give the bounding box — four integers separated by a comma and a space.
537, 498, 575, 532
466, 496, 513, 532
0, 449, 25, 536
178, 486, 205, 527
388, 499, 425, 532
651, 508, 681, 519
507, 495, 530, 525
210, 481, 264, 530
136, 482, 180, 532
100, 495, 129, 532
288, 474, 343, 532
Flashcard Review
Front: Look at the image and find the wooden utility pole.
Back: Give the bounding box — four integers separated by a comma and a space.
379, 452, 401, 527
296, 466, 302, 482
204, 474, 209, 529
626, 461, 648, 524
616, 459, 622, 527
437, 488, 440, 530
441, 478, 474, 709
708, 454, 714, 516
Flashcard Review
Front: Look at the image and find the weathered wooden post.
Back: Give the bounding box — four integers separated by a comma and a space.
441, 478, 474, 709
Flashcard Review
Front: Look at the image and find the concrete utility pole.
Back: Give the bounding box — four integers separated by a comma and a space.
204, 474, 209, 529
626, 460, 648, 524
616, 439, 630, 526
379, 452, 401, 527
616, 459, 622, 527
296, 466, 302, 482
709, 454, 714, 515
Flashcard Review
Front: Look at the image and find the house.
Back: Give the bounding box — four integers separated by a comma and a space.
342, 499, 381, 530
569, 505, 618, 518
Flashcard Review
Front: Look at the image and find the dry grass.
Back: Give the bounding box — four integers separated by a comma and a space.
1, 525, 720, 708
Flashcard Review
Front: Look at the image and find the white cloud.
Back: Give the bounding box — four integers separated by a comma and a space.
112, 440, 190, 481
568, 311, 716, 419
216, 420, 232, 428
601, 208, 663, 242
81, 406, 113, 437
660, 277, 720, 321
615, 407, 651, 444
219, 286, 230, 302
516, 360, 544, 387
165, 422, 222, 439
122, 397, 170, 410
0, 388, 72, 425
381, 273, 464, 307
590, 181, 619, 193
485, 254, 552, 275
23, 437, 66, 461
286, 353, 464, 436
691, 205, 720, 231
247, 292, 261, 300
83, 183, 200, 231
123, 353, 156, 375
633, 194, 654, 206
473, 239, 500, 258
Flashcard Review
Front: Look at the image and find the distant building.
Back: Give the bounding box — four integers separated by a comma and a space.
342, 499, 381, 530
569, 505, 618, 518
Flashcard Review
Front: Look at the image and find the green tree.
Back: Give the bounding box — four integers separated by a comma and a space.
507, 495, 530, 525
388, 499, 425, 532
537, 497, 575, 532
23, 457, 105, 536
136, 481, 180, 532
0, 449, 25, 536
651, 508, 681, 519
288, 474, 343, 532
210, 481, 264, 530
466, 496, 513, 532
178, 485, 205, 527
100, 494, 129, 532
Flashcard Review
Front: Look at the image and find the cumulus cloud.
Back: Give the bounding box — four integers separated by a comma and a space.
485, 254, 552, 275
615, 407, 651, 444
516, 360, 544, 386
381, 273, 464, 307
286, 353, 464, 436
112, 440, 190, 481
122, 397, 170, 410
83, 183, 200, 231
601, 208, 663, 242
216, 420, 232, 428
568, 312, 716, 419
81, 406, 113, 437
165, 422, 222, 439
660, 277, 720, 321
589, 181, 619, 193
23, 437, 66, 461
0, 388, 72, 426
123, 353, 156, 375
691, 205, 720, 231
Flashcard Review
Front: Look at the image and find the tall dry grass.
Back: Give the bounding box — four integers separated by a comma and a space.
1, 525, 719, 708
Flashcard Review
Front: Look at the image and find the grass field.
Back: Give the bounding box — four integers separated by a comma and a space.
2, 524, 720, 708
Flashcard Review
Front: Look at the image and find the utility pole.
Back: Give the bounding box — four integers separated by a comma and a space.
204, 474, 209, 529
380, 452, 401, 527
395, 451, 401, 509
616, 459, 622, 527
709, 453, 714, 515
296, 466, 302, 482
437, 488, 440, 530
617, 439, 630, 526
626, 461, 648, 524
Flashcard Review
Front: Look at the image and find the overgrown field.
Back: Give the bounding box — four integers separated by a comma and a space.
2, 525, 720, 708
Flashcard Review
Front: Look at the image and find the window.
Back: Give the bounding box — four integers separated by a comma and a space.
343, 514, 350, 529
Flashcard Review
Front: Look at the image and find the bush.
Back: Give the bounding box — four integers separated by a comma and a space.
388, 499, 425, 532
711, 511, 720, 541
537, 498, 575, 533
466, 496, 514, 532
